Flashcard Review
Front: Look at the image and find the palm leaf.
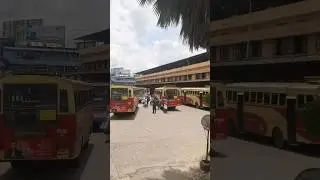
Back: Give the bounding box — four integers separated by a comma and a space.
137, 0, 209, 51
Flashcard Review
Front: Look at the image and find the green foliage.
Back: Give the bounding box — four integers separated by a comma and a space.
300, 98, 320, 138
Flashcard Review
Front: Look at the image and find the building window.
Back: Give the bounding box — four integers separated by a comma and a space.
220, 45, 230, 61
188, 74, 192, 80
294, 35, 308, 54
196, 73, 201, 79
250, 41, 262, 57
201, 73, 206, 79
233, 43, 246, 60
183, 75, 187, 81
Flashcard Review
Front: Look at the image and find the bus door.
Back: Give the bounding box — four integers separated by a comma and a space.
211, 85, 228, 140
2, 84, 58, 160
286, 95, 297, 144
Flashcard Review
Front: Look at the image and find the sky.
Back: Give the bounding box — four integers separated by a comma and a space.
0, 0, 110, 47
110, 0, 206, 73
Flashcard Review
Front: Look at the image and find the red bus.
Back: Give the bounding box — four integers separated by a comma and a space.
225, 82, 320, 148
210, 83, 228, 155
0, 75, 94, 169
110, 85, 138, 115
154, 86, 182, 110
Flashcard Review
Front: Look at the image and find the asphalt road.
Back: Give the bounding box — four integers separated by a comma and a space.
212, 137, 320, 180
110, 104, 210, 180
0, 133, 109, 180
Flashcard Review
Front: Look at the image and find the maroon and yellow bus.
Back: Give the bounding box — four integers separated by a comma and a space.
0, 75, 95, 169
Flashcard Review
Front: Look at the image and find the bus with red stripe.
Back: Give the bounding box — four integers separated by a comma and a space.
225, 82, 320, 149
210, 83, 228, 156
0, 75, 95, 169
110, 85, 138, 115
154, 86, 182, 110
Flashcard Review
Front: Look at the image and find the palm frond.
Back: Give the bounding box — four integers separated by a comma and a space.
137, 0, 209, 51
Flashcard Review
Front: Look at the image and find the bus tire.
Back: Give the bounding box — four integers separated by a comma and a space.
272, 127, 285, 149
195, 102, 199, 108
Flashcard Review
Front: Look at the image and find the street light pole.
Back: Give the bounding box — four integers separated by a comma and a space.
246, 0, 253, 58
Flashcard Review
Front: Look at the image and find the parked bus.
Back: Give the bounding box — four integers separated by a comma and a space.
154, 86, 182, 110
0, 75, 94, 169
181, 87, 210, 109
133, 87, 148, 103
110, 85, 138, 115
225, 82, 320, 148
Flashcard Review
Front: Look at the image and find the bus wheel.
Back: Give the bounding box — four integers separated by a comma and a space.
272, 128, 285, 149
195, 102, 199, 108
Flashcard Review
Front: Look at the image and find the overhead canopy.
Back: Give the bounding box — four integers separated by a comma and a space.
75, 29, 110, 44
136, 52, 208, 75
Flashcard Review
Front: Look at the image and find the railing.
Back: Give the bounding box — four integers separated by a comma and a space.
212, 53, 320, 66
135, 78, 210, 85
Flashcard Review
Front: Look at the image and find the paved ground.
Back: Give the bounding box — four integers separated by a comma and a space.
0, 133, 109, 180
110, 104, 210, 180
212, 137, 320, 180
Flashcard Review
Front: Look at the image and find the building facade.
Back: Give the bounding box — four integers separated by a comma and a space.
1, 46, 78, 75
2, 19, 66, 47
210, 0, 320, 82
135, 53, 209, 87
111, 67, 131, 77
66, 29, 109, 83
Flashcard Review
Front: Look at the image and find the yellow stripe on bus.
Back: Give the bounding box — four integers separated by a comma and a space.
39, 110, 57, 121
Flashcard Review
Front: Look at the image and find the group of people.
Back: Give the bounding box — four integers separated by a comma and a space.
142, 94, 160, 114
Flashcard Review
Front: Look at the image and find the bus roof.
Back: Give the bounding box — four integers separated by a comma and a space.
0, 75, 96, 90
226, 82, 320, 91
111, 84, 133, 89
181, 87, 209, 91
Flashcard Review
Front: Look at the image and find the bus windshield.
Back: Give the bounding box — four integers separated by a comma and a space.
165, 89, 180, 100
3, 84, 57, 136
111, 88, 128, 101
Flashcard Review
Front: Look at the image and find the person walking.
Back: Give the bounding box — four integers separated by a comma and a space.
152, 97, 157, 114
147, 95, 150, 105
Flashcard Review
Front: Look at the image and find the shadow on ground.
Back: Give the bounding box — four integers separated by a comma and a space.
0, 144, 94, 180
110, 107, 139, 120
233, 134, 320, 158
145, 167, 209, 180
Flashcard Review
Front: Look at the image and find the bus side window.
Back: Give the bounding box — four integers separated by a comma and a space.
129, 90, 132, 97
227, 91, 232, 102
271, 93, 279, 105
60, 89, 68, 112
279, 93, 286, 106
257, 92, 263, 104
232, 91, 237, 103
264, 93, 270, 105
74, 92, 78, 111
297, 94, 305, 108
250, 92, 257, 103
244, 92, 249, 103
